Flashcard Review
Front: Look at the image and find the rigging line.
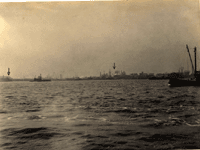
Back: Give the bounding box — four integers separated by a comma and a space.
199, 0, 200, 71
186, 49, 189, 71
187, 48, 190, 72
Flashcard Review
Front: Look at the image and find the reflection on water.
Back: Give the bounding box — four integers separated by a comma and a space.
0, 80, 200, 149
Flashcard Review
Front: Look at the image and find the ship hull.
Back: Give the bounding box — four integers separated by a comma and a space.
149, 77, 169, 80
168, 78, 200, 87
30, 79, 51, 82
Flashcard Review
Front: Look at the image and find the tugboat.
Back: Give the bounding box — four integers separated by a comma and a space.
30, 74, 51, 82
168, 45, 200, 87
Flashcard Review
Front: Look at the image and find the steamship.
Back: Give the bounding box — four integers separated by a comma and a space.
30, 74, 51, 82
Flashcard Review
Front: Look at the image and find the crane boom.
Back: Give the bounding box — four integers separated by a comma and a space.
186, 44, 194, 74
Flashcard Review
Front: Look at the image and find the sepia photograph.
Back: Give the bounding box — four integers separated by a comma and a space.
0, 0, 200, 149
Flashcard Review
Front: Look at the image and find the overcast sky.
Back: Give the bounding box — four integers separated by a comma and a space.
0, 1, 199, 78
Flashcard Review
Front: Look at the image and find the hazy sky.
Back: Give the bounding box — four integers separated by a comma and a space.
0, 1, 199, 78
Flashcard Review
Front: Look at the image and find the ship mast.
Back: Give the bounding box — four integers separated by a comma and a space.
194, 47, 197, 75
186, 45, 194, 74
7, 68, 10, 76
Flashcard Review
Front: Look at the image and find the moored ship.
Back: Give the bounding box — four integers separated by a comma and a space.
168, 45, 200, 87
149, 76, 169, 80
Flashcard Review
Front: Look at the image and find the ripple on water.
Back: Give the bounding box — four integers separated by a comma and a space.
1, 127, 63, 149
26, 109, 41, 112
26, 115, 44, 120
1, 80, 200, 149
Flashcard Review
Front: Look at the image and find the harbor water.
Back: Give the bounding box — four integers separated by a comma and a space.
0, 80, 200, 150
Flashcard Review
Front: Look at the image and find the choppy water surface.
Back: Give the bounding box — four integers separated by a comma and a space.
0, 80, 200, 150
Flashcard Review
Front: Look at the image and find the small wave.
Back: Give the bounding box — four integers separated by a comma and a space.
141, 117, 186, 128
72, 131, 85, 135
81, 134, 95, 139
157, 95, 165, 98
112, 131, 137, 137
2, 127, 61, 141
1, 143, 12, 147
96, 96, 102, 99
0, 111, 7, 114
116, 91, 123, 94
45, 96, 54, 99
150, 99, 162, 104
185, 122, 200, 126
20, 96, 27, 99
137, 132, 195, 149
110, 108, 136, 113
171, 94, 195, 99
83, 106, 93, 110
64, 115, 79, 122
166, 108, 184, 114
71, 115, 79, 119
5, 96, 14, 99
99, 117, 107, 121
49, 114, 64, 118
96, 135, 109, 138
26, 109, 40, 112
117, 98, 126, 101
27, 115, 44, 120
9, 127, 47, 135
83, 143, 115, 149
195, 119, 200, 124
183, 118, 200, 126
114, 141, 127, 144
74, 124, 91, 127
19, 132, 59, 140
21, 96, 27, 98
103, 96, 114, 99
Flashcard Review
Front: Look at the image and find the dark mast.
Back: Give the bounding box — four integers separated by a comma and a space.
194, 47, 197, 75
113, 63, 116, 69
7, 68, 10, 76
186, 44, 194, 74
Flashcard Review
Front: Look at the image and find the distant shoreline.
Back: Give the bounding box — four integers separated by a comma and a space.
10, 78, 163, 82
